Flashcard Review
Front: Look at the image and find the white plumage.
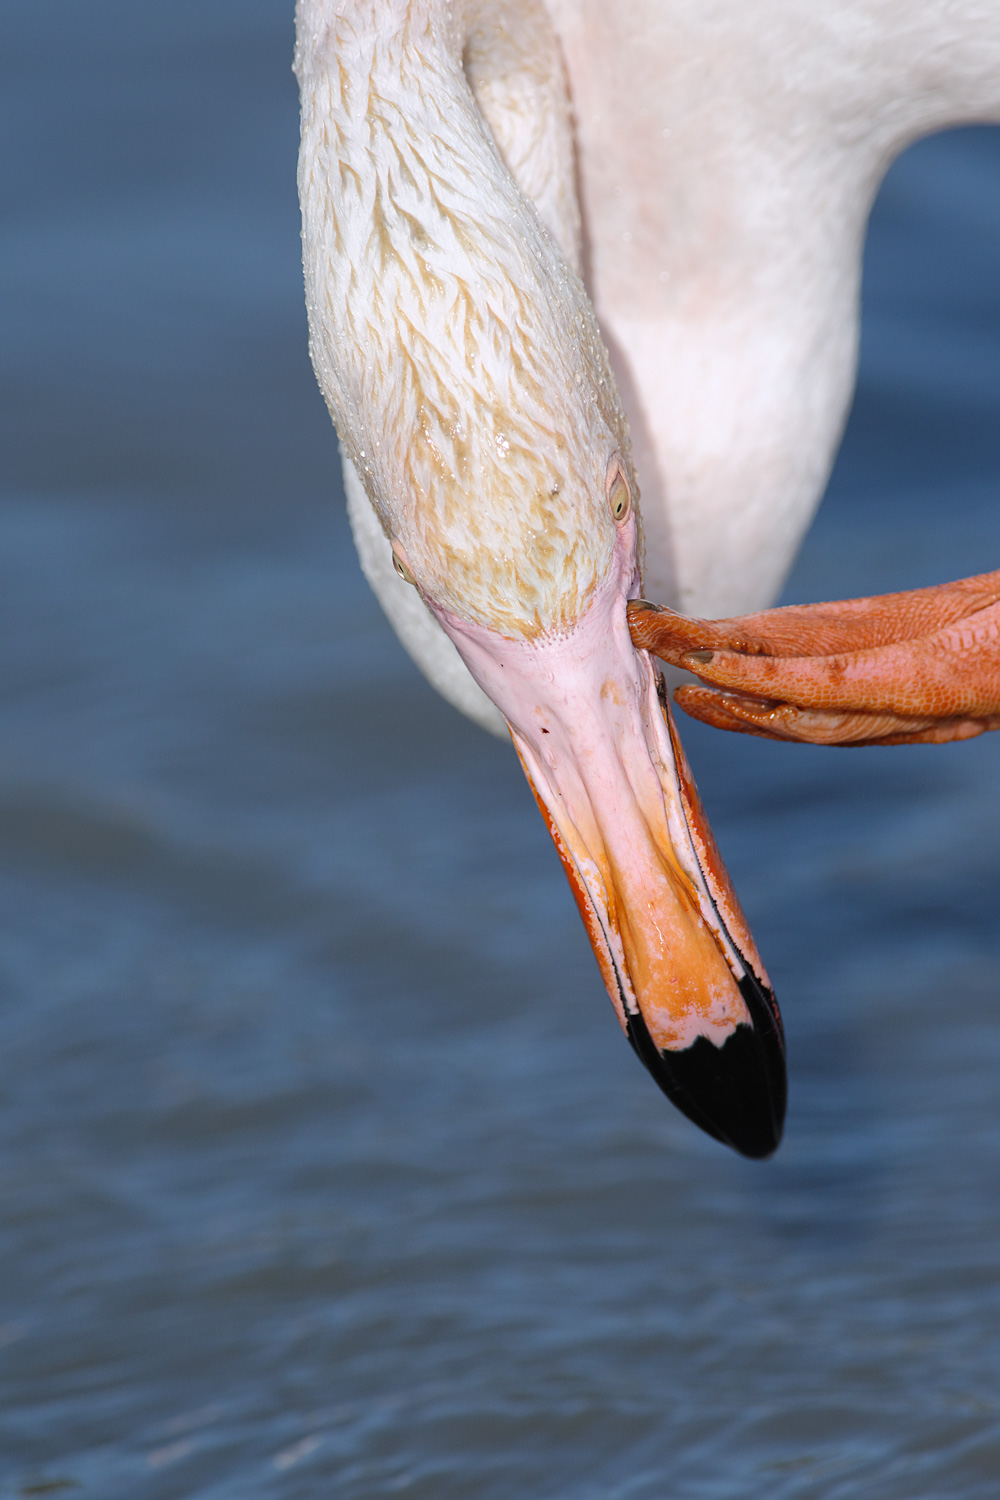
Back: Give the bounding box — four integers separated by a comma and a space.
292, 1, 1000, 1155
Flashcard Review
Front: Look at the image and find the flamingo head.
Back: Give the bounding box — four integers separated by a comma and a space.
351, 321, 785, 1157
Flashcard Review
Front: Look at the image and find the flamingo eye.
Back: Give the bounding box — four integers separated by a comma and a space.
392, 545, 416, 585
607, 464, 631, 524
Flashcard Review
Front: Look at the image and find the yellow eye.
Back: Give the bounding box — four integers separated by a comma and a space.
607, 465, 631, 523
392, 545, 416, 585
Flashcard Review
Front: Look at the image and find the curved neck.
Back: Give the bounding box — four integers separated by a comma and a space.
294, 0, 630, 635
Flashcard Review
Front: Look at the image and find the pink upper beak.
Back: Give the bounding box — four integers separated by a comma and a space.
429, 527, 786, 1158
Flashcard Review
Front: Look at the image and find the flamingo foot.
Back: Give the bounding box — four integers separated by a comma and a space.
627, 570, 1000, 746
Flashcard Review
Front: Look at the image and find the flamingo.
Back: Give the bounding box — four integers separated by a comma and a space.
294, 0, 1000, 1156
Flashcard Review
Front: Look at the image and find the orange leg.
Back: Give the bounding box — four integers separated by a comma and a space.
627, 569, 1000, 746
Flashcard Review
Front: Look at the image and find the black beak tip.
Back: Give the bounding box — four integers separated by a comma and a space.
626, 973, 787, 1159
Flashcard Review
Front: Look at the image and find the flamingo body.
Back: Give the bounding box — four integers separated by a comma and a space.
295, 0, 1000, 1152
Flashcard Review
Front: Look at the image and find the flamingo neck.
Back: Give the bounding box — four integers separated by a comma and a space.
295, 0, 633, 638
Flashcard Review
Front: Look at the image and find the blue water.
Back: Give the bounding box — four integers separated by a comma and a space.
2, 5, 1000, 1496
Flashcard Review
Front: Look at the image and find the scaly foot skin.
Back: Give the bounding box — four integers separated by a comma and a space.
627, 570, 1000, 746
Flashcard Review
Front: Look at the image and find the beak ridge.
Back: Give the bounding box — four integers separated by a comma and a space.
651, 676, 786, 1155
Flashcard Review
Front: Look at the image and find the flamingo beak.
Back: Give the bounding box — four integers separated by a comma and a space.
432, 584, 787, 1159
512, 666, 785, 1159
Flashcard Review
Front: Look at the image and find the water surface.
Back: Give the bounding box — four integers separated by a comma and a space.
2, 6, 1000, 1496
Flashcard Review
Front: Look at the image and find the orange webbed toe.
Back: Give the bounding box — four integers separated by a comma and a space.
627, 569, 1000, 747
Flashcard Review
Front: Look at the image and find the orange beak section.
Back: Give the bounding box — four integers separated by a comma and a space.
428, 555, 786, 1158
